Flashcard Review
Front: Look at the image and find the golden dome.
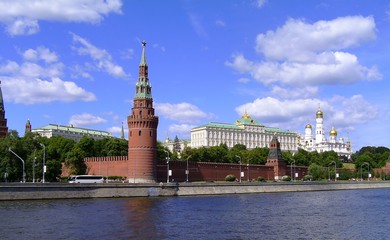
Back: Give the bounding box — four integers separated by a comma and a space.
305, 123, 312, 129
330, 126, 337, 136
242, 111, 251, 119
316, 108, 323, 118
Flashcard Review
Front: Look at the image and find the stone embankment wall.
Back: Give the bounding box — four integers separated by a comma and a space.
1, 182, 390, 201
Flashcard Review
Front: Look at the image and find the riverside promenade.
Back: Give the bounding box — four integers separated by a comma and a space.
1, 181, 390, 200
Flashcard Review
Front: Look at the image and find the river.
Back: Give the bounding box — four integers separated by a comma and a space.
1, 188, 390, 239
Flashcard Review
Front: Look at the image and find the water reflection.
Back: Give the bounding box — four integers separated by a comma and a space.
1, 189, 390, 239
122, 198, 163, 239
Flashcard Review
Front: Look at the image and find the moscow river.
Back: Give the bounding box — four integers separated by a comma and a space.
1, 188, 390, 240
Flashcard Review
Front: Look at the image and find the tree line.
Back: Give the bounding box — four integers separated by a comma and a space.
1, 130, 389, 182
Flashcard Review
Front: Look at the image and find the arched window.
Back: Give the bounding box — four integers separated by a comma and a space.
139, 130, 141, 136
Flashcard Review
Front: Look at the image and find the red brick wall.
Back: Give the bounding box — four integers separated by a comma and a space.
62, 157, 308, 182
84, 156, 128, 179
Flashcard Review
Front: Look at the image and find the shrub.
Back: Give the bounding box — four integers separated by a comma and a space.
303, 175, 312, 181
257, 176, 266, 182
282, 175, 291, 181
225, 174, 236, 182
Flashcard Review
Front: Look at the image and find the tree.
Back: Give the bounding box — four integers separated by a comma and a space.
308, 163, 325, 181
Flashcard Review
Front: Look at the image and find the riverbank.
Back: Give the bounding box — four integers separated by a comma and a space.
1, 181, 390, 200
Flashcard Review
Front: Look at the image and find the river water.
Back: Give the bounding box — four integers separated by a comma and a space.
1, 188, 390, 240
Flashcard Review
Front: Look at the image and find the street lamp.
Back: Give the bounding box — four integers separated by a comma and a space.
235, 155, 242, 183
186, 155, 191, 182
39, 143, 46, 183
8, 147, 25, 183
330, 161, 337, 182
164, 150, 170, 183
33, 156, 36, 183
361, 162, 370, 181
290, 159, 296, 182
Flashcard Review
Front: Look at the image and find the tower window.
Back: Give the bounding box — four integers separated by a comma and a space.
139, 130, 141, 136
150, 131, 152, 137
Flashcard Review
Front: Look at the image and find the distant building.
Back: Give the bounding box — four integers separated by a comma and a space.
299, 107, 352, 159
163, 136, 190, 156
32, 124, 112, 141
0, 81, 8, 138
191, 112, 299, 152
25, 119, 32, 135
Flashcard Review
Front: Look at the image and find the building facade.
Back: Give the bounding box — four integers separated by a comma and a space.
32, 124, 112, 141
0, 81, 8, 138
127, 41, 159, 183
191, 112, 299, 152
299, 107, 352, 159
163, 136, 190, 156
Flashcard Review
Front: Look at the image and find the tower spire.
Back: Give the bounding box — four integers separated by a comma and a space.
0, 81, 8, 138
127, 40, 159, 183
140, 40, 147, 65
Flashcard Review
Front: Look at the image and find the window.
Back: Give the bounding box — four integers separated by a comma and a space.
139, 130, 141, 136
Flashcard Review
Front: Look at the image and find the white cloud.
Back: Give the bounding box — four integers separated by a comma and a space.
2, 77, 96, 104
23, 46, 58, 63
227, 16, 382, 87
236, 97, 325, 124
188, 13, 208, 38
71, 33, 128, 78
215, 20, 226, 27
0, 46, 96, 104
271, 86, 319, 99
235, 95, 378, 136
0, 0, 122, 36
121, 48, 134, 59
238, 77, 251, 84
155, 102, 212, 123
330, 95, 378, 127
256, 16, 376, 61
254, 0, 267, 8
69, 113, 107, 127
168, 124, 195, 137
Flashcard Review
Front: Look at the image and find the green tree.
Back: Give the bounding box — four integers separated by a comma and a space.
308, 163, 325, 181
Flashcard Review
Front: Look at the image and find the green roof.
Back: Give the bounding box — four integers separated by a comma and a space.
192, 122, 242, 131
33, 124, 112, 137
265, 127, 293, 134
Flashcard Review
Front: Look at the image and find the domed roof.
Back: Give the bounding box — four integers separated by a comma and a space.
330, 126, 337, 136
316, 108, 323, 118
305, 123, 312, 129
236, 111, 260, 125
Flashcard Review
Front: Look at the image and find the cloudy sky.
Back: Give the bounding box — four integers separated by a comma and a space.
0, 0, 389, 151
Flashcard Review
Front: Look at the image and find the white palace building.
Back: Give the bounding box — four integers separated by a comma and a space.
190, 108, 352, 159
190, 112, 299, 153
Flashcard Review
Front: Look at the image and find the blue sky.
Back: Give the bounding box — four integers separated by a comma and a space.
0, 0, 389, 151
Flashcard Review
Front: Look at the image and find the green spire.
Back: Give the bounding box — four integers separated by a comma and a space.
121, 122, 125, 139
140, 40, 147, 66
0, 81, 4, 111
135, 41, 152, 99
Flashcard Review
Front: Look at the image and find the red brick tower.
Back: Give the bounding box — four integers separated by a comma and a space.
127, 41, 159, 183
0, 81, 8, 138
266, 135, 286, 180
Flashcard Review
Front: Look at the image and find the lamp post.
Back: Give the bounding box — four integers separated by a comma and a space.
361, 162, 370, 181
33, 156, 36, 183
235, 155, 242, 183
330, 161, 336, 182
186, 155, 191, 182
164, 150, 170, 183
290, 159, 296, 182
39, 143, 46, 183
8, 147, 25, 183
